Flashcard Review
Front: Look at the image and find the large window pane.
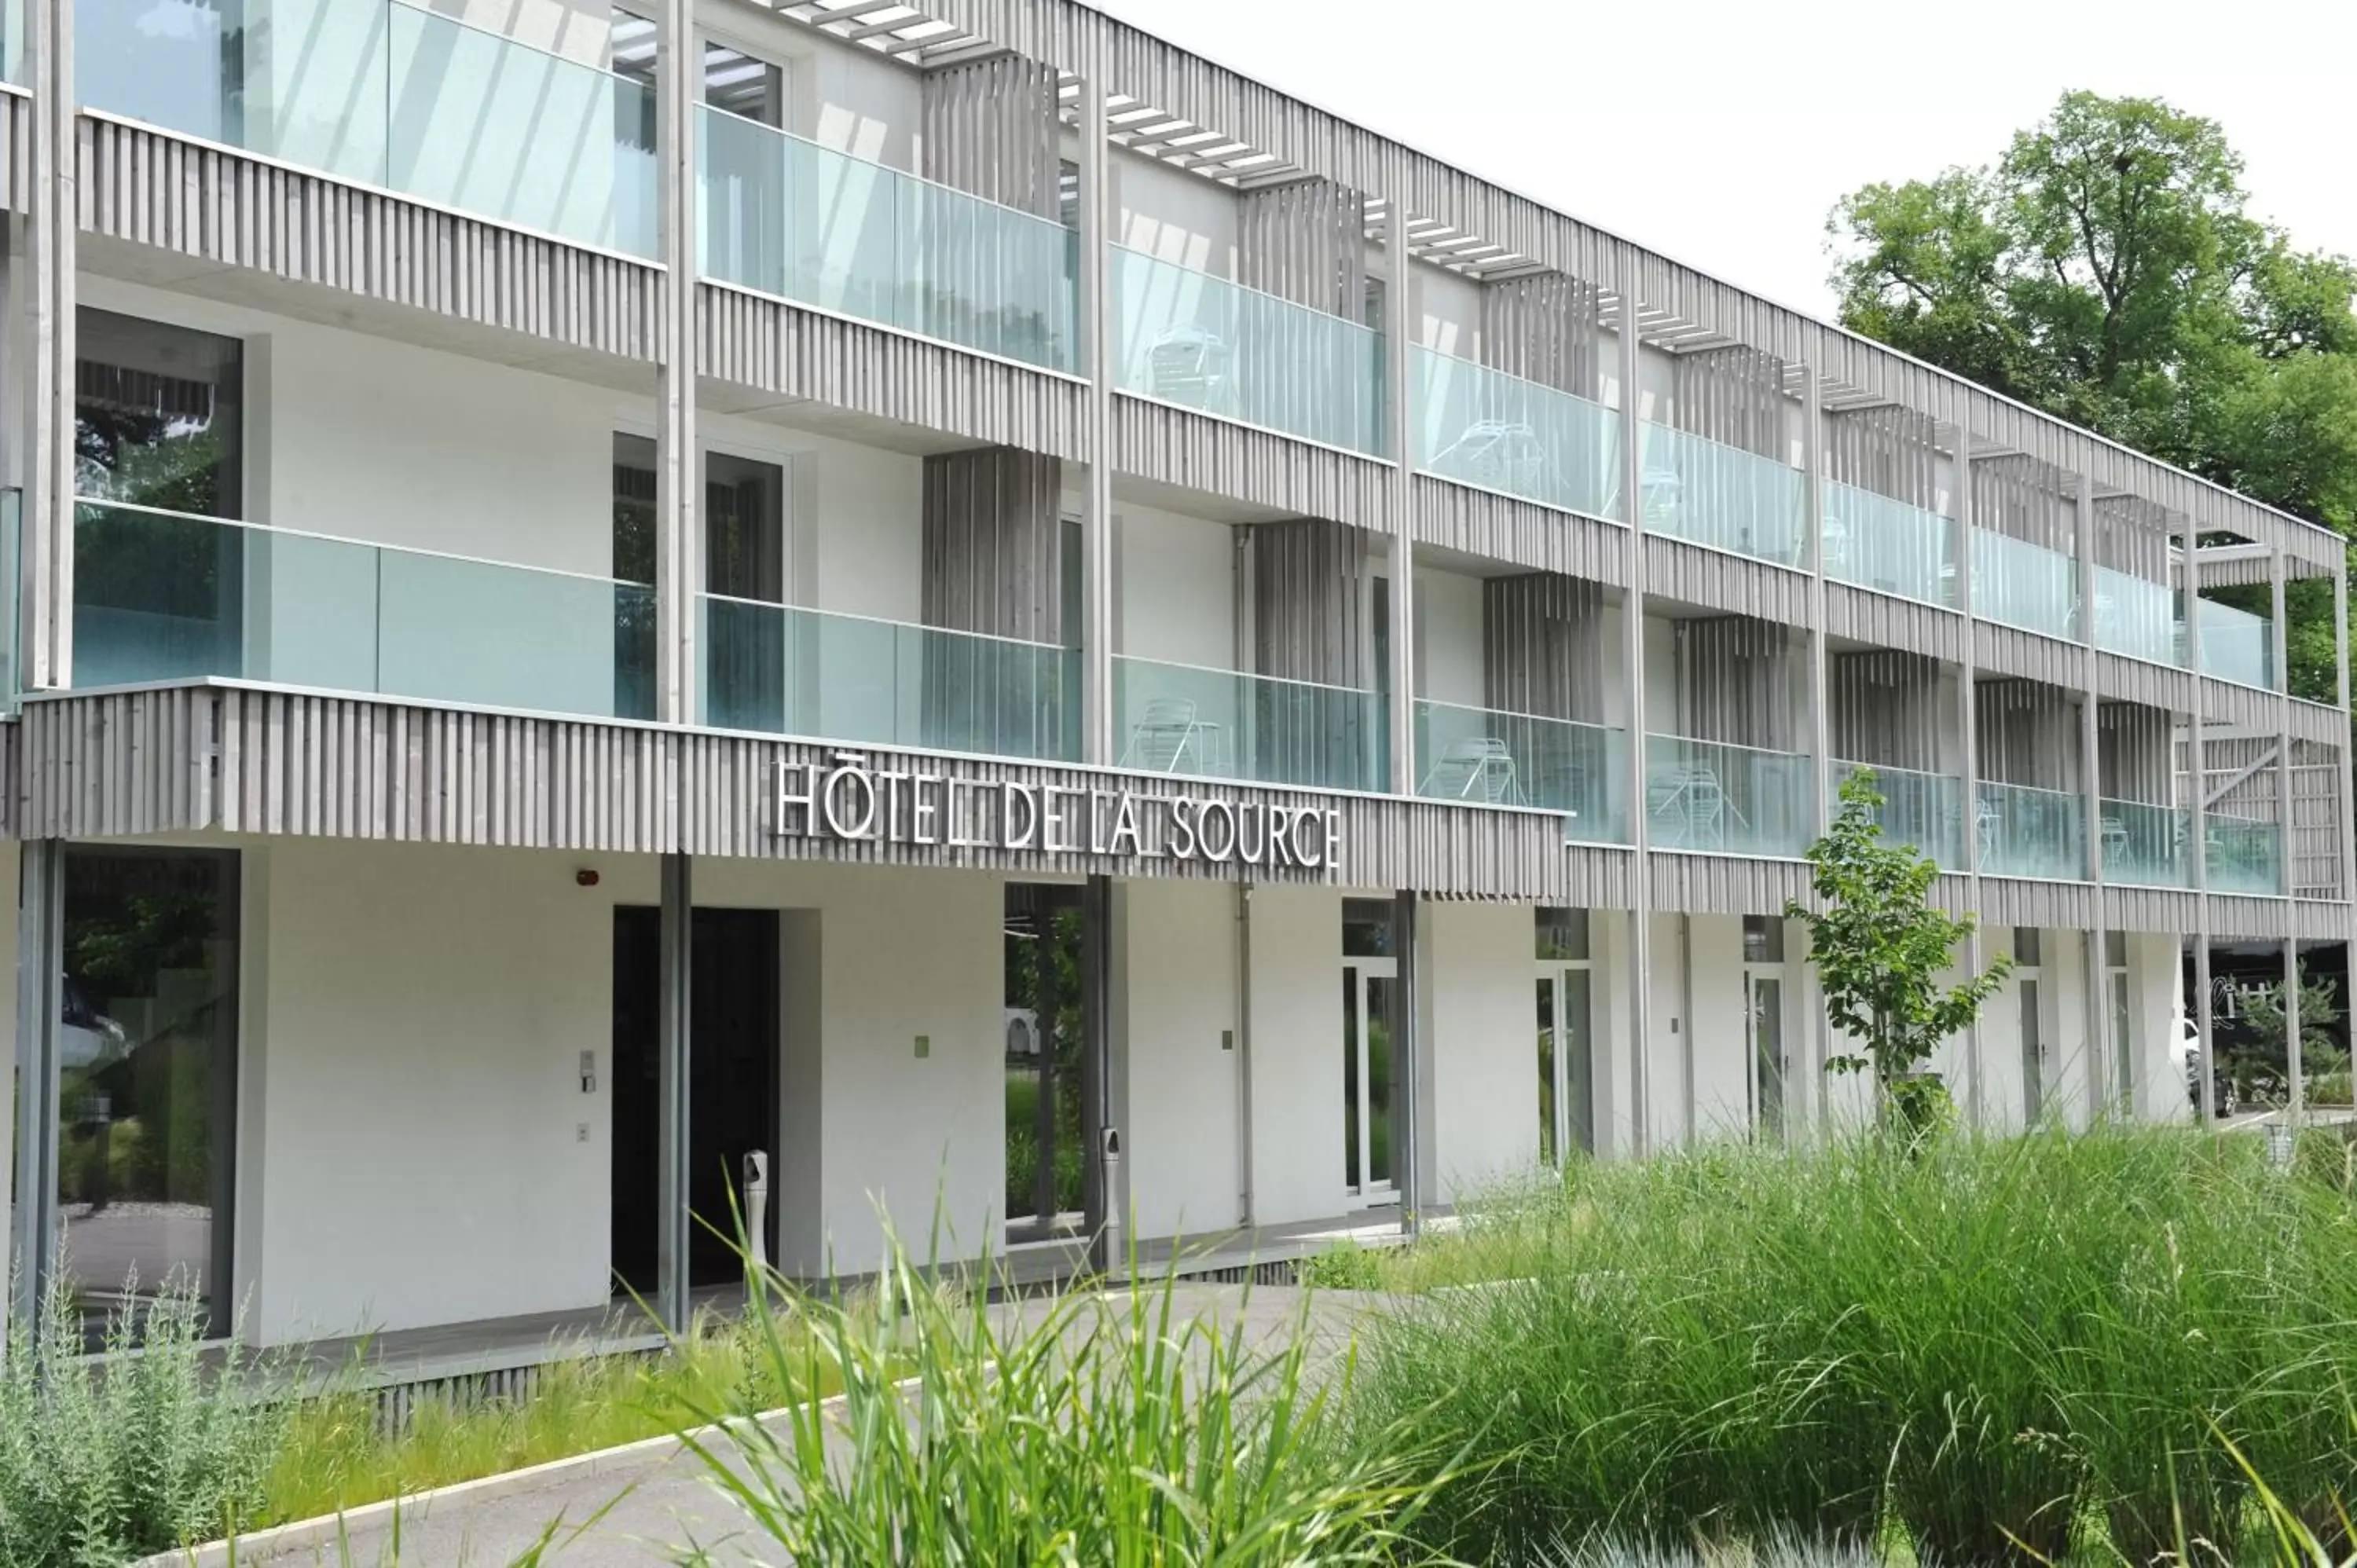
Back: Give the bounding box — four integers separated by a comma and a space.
58, 848, 240, 1342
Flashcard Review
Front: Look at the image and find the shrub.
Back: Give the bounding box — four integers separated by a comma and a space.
1299, 1239, 1391, 1291
0, 1273, 284, 1566
664, 1228, 1458, 1564
1350, 1127, 2357, 1566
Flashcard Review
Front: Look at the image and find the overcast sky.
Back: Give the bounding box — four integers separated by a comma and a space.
1093, 0, 2357, 321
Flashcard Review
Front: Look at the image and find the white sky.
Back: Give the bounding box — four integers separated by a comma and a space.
1092, 0, 2357, 321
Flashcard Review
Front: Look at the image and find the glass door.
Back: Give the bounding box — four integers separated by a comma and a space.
1343, 958, 1401, 1204
2105, 931, 2132, 1112
2016, 929, 2046, 1123
1535, 965, 1596, 1163
1747, 973, 1787, 1139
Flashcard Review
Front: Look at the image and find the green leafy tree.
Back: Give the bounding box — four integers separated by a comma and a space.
2229, 965, 2348, 1098
1829, 91, 2357, 702
1787, 771, 2013, 1136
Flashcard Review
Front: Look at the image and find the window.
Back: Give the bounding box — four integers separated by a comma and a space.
703, 41, 785, 126
76, 309, 243, 515
2013, 927, 2042, 966
1342, 899, 1395, 958
1743, 915, 1785, 963
2105, 930, 2128, 967
706, 452, 785, 603
1535, 907, 1590, 962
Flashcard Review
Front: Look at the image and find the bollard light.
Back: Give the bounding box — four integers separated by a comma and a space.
2267, 1119, 2296, 1174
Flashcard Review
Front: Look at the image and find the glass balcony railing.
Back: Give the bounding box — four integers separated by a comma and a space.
1644, 734, 1813, 858
2102, 797, 2193, 888
1971, 529, 2079, 639
699, 598, 1079, 762
2206, 814, 2284, 896
1975, 779, 2087, 881
1412, 699, 1626, 842
1637, 424, 1805, 567
1409, 349, 1621, 519
76, 0, 656, 257
73, 501, 655, 719
2091, 565, 2182, 665
698, 105, 1079, 373
1112, 656, 1385, 793
3, 0, 20, 86
1823, 482, 1955, 607
1832, 760, 1964, 867
2195, 597, 2275, 689
1109, 247, 1386, 456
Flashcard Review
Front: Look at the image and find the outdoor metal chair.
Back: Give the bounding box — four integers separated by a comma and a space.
1420, 735, 1523, 805
1120, 695, 1210, 774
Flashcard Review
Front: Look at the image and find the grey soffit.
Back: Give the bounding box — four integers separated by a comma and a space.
76, 116, 663, 364
1823, 585, 1967, 663
1409, 477, 1628, 588
1107, 396, 1394, 533
1640, 536, 1811, 623
1972, 621, 2085, 686
700, 285, 1094, 464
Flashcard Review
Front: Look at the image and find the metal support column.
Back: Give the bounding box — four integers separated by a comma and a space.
1956, 430, 1985, 1126
9, 840, 64, 1330
1080, 873, 1116, 1270
2185, 511, 2212, 1123
1615, 288, 1651, 1157
2274, 549, 2300, 1119
1393, 889, 1420, 1235
655, 852, 693, 1332
2076, 473, 2108, 1122
1381, 156, 1417, 796
1076, 43, 1115, 764
652, 0, 698, 724
1800, 367, 1831, 1138
2286, 936, 2304, 1123
29, 0, 73, 689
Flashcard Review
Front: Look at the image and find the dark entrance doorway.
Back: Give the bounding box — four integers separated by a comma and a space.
611, 907, 780, 1294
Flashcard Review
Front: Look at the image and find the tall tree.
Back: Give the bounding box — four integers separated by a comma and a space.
1829, 92, 2357, 701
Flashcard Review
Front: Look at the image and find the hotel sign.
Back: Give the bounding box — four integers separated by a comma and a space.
775, 753, 1344, 876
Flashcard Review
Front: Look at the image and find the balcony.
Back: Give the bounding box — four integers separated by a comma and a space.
1637, 424, 1805, 567
1975, 779, 2087, 881
72, 502, 654, 720
2195, 598, 2275, 690
1832, 760, 1964, 867
78, 0, 656, 258
2206, 815, 2284, 896
699, 598, 1079, 762
2101, 797, 2192, 888
2091, 566, 2180, 666
1409, 350, 1621, 518
1822, 483, 1955, 608
699, 107, 1079, 373
1109, 247, 1386, 456
1971, 529, 2078, 640
1412, 700, 1627, 843
1644, 735, 1813, 858
1111, 657, 1385, 793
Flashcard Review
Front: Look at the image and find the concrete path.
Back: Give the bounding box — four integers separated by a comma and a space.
214, 1283, 1378, 1568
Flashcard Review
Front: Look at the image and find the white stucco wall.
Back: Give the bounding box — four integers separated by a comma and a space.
1422, 902, 1538, 1202
1245, 885, 1343, 1225
1115, 155, 1239, 275
246, 840, 614, 1344
1413, 264, 1482, 359
1115, 504, 1233, 668
1112, 878, 1243, 1241
1588, 909, 1637, 1157
1646, 912, 1688, 1149
1685, 914, 1753, 1141
1414, 566, 1486, 711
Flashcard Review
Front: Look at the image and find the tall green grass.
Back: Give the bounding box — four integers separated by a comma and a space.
1347, 1126, 2357, 1566
662, 1229, 1462, 1565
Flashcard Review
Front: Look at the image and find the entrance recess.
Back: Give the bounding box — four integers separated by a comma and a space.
2015, 928, 2047, 1121
1003, 884, 1085, 1246
612, 907, 779, 1293
1342, 899, 1401, 1205
1535, 908, 1595, 1163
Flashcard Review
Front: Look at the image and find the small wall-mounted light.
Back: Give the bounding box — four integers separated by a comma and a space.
575, 868, 601, 888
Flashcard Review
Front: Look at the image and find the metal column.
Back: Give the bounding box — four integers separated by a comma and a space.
1381, 155, 1417, 796
2074, 474, 2108, 1122
29, 0, 73, 690
2184, 511, 2212, 1123
1799, 367, 1831, 1138
655, 852, 693, 1332
1956, 431, 1985, 1127
1393, 889, 1420, 1235
652, 0, 698, 724
1080, 874, 1116, 1271
1616, 288, 1651, 1157
1076, 42, 1115, 765
9, 840, 64, 1331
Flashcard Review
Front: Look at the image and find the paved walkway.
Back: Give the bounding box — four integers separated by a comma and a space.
219, 1284, 1377, 1567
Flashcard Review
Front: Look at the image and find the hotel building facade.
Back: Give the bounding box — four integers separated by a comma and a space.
0, 0, 2348, 1350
